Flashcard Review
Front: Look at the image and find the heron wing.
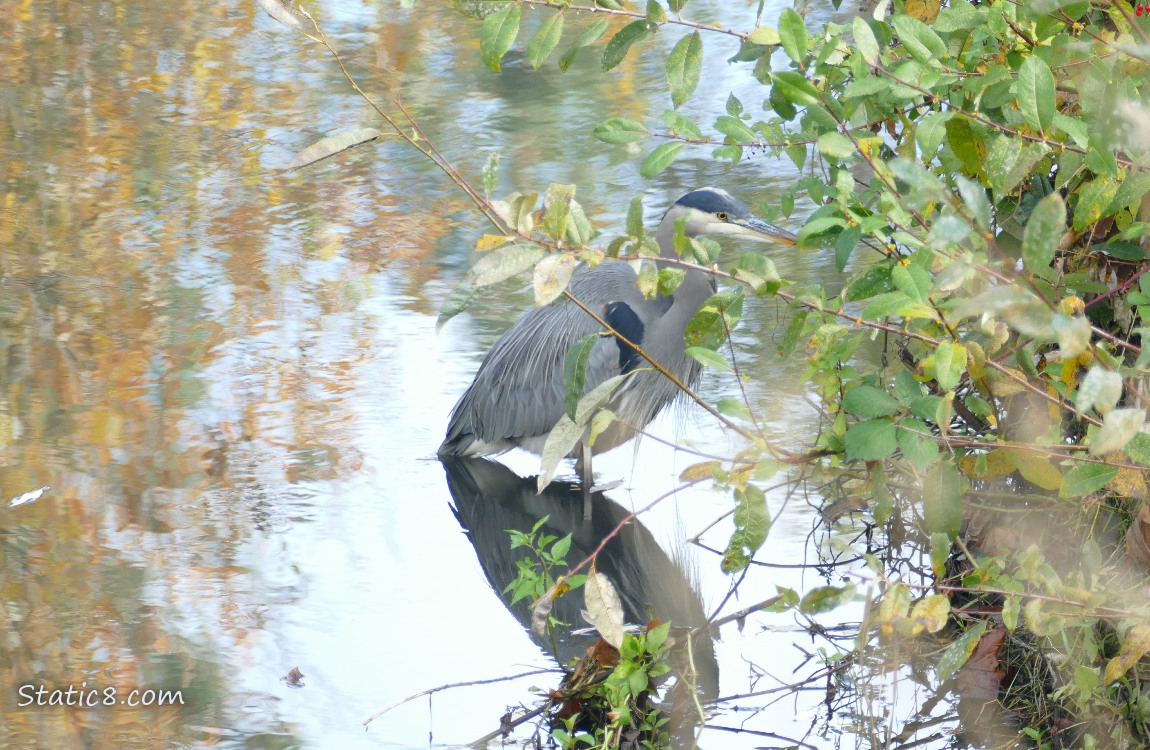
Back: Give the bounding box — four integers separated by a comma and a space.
441, 263, 660, 454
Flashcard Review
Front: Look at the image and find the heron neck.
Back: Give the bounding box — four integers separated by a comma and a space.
654, 218, 715, 302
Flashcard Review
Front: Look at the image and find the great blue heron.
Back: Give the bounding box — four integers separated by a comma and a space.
438, 188, 797, 490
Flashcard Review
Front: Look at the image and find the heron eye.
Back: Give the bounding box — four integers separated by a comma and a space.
716, 212, 729, 221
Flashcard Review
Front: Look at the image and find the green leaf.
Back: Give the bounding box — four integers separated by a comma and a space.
645, 0, 666, 22
955, 175, 991, 230
842, 385, 900, 418
722, 485, 771, 573
480, 4, 521, 72
845, 418, 898, 460
471, 242, 547, 287
1003, 596, 1020, 632
1059, 462, 1118, 498
715, 115, 757, 143
686, 346, 730, 371
986, 137, 1046, 198
1072, 178, 1119, 232
1127, 432, 1150, 466
436, 282, 483, 331
1021, 192, 1066, 273
946, 116, 985, 176
936, 622, 988, 680
749, 25, 780, 46
834, 225, 862, 273
684, 290, 744, 349
717, 397, 751, 420
771, 71, 821, 107
593, 117, 650, 144
778, 307, 809, 357
527, 12, 564, 70
891, 13, 947, 66
915, 111, 952, 159
934, 341, 967, 392
661, 110, 703, 139
799, 583, 855, 614
817, 132, 855, 161
542, 183, 575, 241
924, 460, 963, 540
666, 31, 703, 108
564, 333, 602, 421
550, 533, 572, 562
778, 8, 808, 63
639, 141, 684, 178
626, 195, 645, 238
1016, 56, 1056, 132
602, 20, 655, 71
852, 16, 879, 65
734, 253, 782, 295
558, 18, 610, 71
843, 265, 895, 302
898, 419, 939, 470
480, 152, 500, 198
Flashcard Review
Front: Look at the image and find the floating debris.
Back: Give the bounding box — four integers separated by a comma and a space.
8, 486, 49, 508
282, 666, 305, 689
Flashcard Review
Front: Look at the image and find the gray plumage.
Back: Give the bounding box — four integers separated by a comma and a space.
438, 188, 796, 477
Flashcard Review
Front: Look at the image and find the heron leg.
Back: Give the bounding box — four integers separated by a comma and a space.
576, 438, 593, 523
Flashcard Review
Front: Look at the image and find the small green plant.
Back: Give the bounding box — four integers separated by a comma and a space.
550, 714, 596, 749
547, 621, 675, 749
504, 516, 585, 621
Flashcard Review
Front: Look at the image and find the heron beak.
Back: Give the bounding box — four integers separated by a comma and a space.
732, 216, 798, 246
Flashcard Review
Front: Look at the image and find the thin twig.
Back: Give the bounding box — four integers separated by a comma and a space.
363, 669, 559, 727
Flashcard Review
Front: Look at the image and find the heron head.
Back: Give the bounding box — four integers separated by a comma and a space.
666, 187, 797, 246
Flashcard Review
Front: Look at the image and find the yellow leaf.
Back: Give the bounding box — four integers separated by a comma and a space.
985, 368, 1029, 398
1105, 624, 1150, 684
679, 460, 721, 482
1003, 448, 1063, 491
959, 448, 1014, 479
475, 233, 512, 252
905, 0, 941, 23
1109, 467, 1148, 500
910, 594, 951, 634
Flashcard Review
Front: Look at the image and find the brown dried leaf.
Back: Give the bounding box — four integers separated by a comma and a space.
1125, 501, 1150, 567
821, 494, 868, 523
282, 666, 305, 688
285, 127, 384, 171
956, 626, 1006, 700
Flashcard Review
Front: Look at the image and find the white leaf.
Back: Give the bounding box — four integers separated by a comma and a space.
531, 580, 562, 638
1076, 366, 1123, 416
575, 374, 628, 425
584, 570, 625, 648
470, 243, 547, 288
1090, 408, 1146, 455
257, 0, 307, 32
533, 253, 575, 306
537, 414, 584, 493
8, 485, 49, 508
